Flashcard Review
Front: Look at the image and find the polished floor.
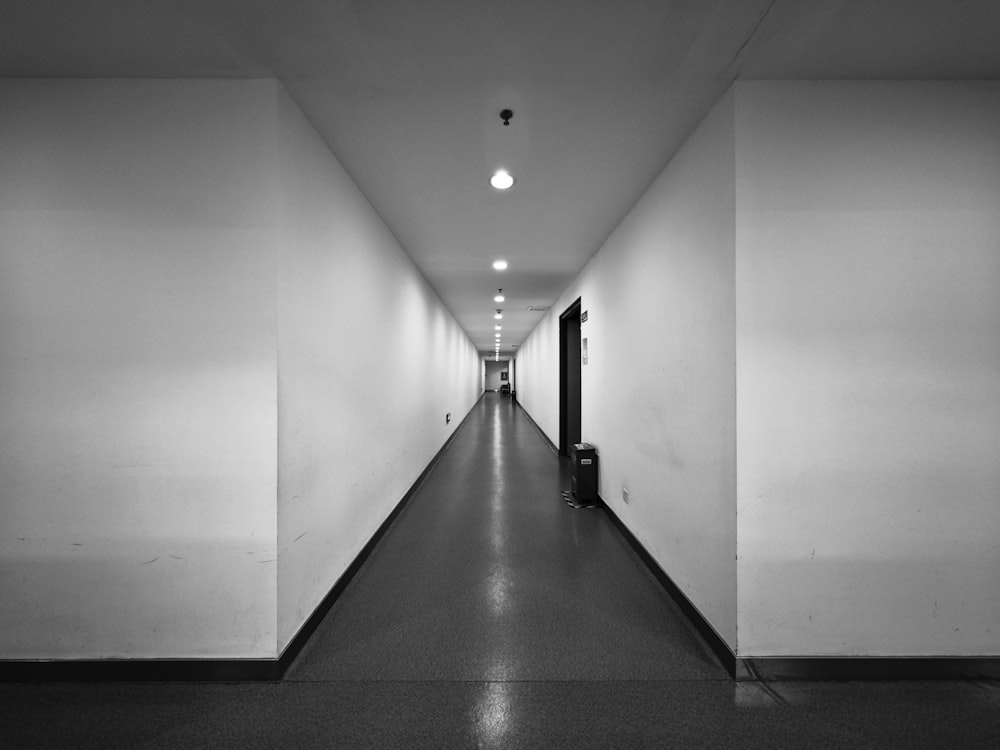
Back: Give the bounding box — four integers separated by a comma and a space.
3, 393, 999, 748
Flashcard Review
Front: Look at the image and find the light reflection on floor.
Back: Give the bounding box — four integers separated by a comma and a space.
472, 680, 514, 747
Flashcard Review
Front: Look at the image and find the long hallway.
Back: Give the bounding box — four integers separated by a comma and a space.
284, 392, 725, 684
3, 394, 998, 748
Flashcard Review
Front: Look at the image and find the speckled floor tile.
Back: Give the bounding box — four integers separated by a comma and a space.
3, 680, 998, 749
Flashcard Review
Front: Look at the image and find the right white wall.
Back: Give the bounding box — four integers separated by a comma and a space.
517, 90, 738, 649
735, 81, 1000, 656
517, 80, 1000, 659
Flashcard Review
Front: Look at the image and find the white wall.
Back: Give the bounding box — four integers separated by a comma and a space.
516, 90, 738, 648
0, 80, 279, 658
515, 317, 560, 443
0, 79, 482, 660
484, 360, 508, 391
735, 81, 1000, 656
518, 80, 1000, 659
274, 88, 481, 650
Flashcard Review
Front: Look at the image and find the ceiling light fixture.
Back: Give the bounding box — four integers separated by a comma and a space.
495, 325, 502, 331
492, 260, 508, 271
494, 310, 503, 319
500, 109, 513, 126
489, 170, 514, 190
494, 289, 505, 303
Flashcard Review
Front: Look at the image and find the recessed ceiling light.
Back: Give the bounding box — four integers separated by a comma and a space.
494, 290, 505, 303
489, 170, 515, 190
495, 325, 502, 331
494, 310, 503, 319
492, 260, 508, 271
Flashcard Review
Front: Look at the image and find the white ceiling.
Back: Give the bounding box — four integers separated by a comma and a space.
3, 0, 999, 355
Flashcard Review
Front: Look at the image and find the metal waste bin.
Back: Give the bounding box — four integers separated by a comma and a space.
570, 443, 598, 505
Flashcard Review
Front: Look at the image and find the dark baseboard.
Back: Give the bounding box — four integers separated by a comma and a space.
275, 393, 482, 675
0, 658, 281, 683
600, 497, 1000, 682
598, 498, 738, 677
1, 394, 484, 684
736, 656, 1000, 682
515, 402, 559, 455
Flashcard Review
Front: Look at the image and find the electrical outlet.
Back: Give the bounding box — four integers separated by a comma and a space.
446, 413, 452, 424
622, 487, 630, 504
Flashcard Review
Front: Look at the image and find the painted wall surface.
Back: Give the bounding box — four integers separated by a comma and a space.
0, 79, 482, 660
0, 80, 279, 657
516, 91, 738, 648
483, 360, 509, 391
274, 89, 481, 650
735, 82, 1000, 656
515, 315, 560, 443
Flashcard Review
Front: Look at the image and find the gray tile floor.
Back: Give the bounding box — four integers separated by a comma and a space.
3, 394, 999, 748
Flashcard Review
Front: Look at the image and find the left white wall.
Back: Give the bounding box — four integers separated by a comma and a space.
274, 88, 481, 651
0, 79, 482, 660
0, 80, 280, 657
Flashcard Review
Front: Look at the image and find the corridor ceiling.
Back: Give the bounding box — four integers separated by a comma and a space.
3, 1, 999, 355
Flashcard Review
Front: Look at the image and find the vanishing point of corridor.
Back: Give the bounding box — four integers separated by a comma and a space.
4, 394, 998, 748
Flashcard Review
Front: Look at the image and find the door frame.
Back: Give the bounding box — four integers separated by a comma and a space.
558, 297, 582, 456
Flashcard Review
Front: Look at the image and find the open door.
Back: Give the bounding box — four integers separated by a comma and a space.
559, 298, 582, 456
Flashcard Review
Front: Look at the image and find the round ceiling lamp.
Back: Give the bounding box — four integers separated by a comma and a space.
489, 170, 515, 190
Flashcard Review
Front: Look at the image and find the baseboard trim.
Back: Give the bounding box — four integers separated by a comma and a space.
275, 392, 483, 675
1, 394, 484, 683
515, 402, 559, 455
735, 656, 1000, 682
600, 500, 1000, 682
598, 498, 738, 678
0, 658, 281, 683
601, 498, 1000, 682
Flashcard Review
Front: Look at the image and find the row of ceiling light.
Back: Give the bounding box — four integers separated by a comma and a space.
492, 109, 513, 362
492, 279, 505, 361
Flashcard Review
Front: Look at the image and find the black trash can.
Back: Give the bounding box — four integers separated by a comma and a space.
570, 443, 598, 505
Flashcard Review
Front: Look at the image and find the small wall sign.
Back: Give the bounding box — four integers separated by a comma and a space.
581, 310, 588, 323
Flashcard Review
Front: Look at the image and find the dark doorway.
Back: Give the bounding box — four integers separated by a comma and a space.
559, 298, 582, 456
